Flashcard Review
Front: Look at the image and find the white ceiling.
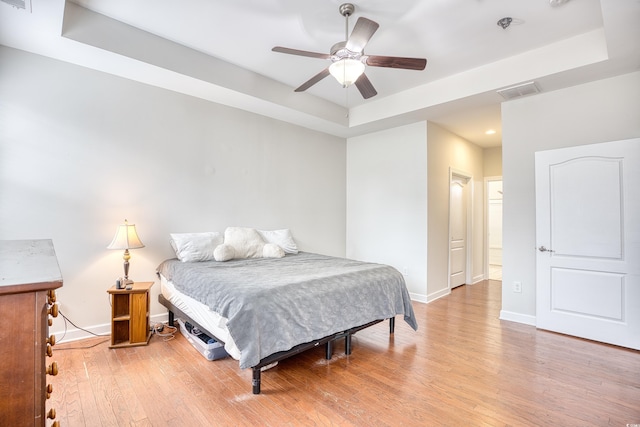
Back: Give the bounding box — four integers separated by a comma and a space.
0, 0, 638, 147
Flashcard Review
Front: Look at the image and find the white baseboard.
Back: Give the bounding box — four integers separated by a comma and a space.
53, 312, 169, 344
409, 292, 428, 304
56, 308, 535, 344
426, 287, 450, 303
411, 289, 453, 305
499, 310, 536, 326
405, 288, 453, 305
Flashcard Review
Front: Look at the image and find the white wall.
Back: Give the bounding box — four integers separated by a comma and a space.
483, 146, 502, 177
347, 121, 487, 302
427, 123, 485, 300
346, 122, 428, 300
0, 46, 347, 341
501, 71, 640, 324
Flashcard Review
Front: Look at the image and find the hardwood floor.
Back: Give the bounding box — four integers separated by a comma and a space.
49, 280, 640, 426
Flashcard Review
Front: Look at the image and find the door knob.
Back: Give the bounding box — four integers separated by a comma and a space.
538, 245, 555, 253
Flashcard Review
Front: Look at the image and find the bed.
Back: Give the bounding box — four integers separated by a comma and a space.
156, 236, 418, 394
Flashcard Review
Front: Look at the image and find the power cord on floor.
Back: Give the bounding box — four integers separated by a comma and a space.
58, 310, 109, 341
55, 310, 110, 349
56, 298, 177, 346
151, 322, 177, 341
54, 337, 110, 350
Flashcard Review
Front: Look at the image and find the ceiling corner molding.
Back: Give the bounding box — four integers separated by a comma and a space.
60, 1, 350, 135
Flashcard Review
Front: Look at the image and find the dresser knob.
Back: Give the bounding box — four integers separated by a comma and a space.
47, 408, 56, 419
46, 383, 53, 399
48, 303, 59, 318
46, 335, 56, 346
46, 344, 53, 357
46, 362, 58, 376
48, 289, 57, 303
51, 421, 60, 427
49, 318, 53, 327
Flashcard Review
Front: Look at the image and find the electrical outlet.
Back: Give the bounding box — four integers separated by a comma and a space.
513, 281, 522, 293
402, 266, 409, 276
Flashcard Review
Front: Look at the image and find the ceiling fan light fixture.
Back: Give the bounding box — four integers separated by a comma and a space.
329, 58, 365, 87
272, 3, 425, 99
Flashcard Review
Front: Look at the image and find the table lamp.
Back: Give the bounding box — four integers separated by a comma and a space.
107, 219, 145, 284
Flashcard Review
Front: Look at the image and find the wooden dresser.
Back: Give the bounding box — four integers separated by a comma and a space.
0, 240, 62, 427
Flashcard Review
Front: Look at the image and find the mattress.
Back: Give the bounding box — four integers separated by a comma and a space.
159, 274, 242, 360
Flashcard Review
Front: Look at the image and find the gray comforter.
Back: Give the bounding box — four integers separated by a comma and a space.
157, 252, 418, 369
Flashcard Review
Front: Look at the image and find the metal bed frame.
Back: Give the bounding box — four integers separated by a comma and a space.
158, 294, 395, 394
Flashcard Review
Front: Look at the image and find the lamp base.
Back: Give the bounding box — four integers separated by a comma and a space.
124, 278, 134, 285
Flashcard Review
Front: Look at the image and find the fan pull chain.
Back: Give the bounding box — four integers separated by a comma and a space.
343, 5, 350, 91
344, 3, 350, 114
345, 85, 350, 118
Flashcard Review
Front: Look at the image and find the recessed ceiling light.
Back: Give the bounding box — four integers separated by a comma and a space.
486, 130, 496, 135
549, 0, 570, 7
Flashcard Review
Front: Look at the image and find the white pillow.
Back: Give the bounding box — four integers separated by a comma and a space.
263, 243, 285, 259
214, 227, 285, 261
213, 243, 235, 262
257, 229, 299, 254
170, 232, 223, 262
220, 227, 265, 259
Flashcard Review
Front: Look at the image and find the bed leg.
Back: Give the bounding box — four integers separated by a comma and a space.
345, 334, 352, 355
252, 368, 261, 394
168, 310, 175, 326
389, 317, 395, 334
325, 341, 333, 359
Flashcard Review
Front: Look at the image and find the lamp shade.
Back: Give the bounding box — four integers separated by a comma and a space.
329, 59, 365, 87
107, 219, 145, 250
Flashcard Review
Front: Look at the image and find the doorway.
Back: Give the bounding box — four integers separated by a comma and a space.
486, 178, 503, 281
449, 169, 472, 289
535, 138, 639, 349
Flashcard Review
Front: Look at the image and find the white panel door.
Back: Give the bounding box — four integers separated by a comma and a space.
535, 138, 640, 350
450, 176, 468, 289
488, 180, 503, 267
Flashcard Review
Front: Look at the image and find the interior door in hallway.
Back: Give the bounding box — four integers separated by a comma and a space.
535, 138, 640, 350
450, 173, 470, 289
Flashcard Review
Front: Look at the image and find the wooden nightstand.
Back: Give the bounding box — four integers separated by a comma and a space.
107, 281, 153, 348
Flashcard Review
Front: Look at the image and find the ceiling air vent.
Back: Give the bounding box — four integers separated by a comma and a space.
497, 81, 540, 100
1, 0, 31, 11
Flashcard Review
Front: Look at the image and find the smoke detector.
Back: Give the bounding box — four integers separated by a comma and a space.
497, 17, 513, 29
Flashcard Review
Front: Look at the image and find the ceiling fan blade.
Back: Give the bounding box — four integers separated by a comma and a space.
345, 17, 379, 53
294, 68, 331, 92
354, 73, 377, 99
365, 55, 427, 70
272, 46, 331, 60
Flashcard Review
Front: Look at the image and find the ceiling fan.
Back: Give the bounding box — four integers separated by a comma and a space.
272, 3, 427, 99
